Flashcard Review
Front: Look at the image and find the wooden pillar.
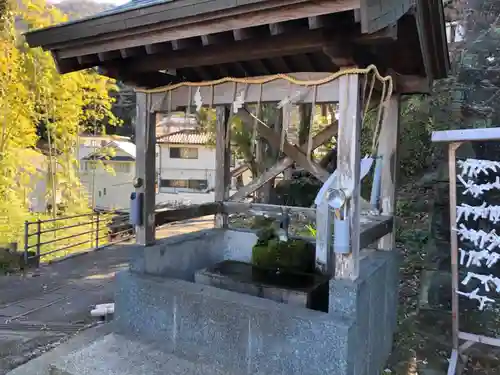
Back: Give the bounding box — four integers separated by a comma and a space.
215, 106, 231, 228
334, 72, 362, 280
135, 92, 156, 245
377, 95, 401, 250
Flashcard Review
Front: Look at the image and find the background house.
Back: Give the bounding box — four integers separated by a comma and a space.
156, 112, 198, 138
79, 139, 136, 210
77, 124, 251, 210
157, 129, 216, 193
78, 134, 132, 159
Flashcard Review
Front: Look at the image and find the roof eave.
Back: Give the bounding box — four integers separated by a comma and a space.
26, 0, 359, 49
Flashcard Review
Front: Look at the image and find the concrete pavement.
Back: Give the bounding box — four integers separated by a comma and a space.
0, 215, 215, 374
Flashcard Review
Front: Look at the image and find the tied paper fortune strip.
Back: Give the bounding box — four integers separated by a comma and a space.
459, 248, 500, 268
457, 203, 500, 224
458, 158, 500, 178
461, 272, 500, 293
457, 288, 495, 311
454, 224, 500, 251
457, 175, 500, 198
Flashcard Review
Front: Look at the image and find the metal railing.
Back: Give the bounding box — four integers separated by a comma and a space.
22, 200, 223, 265
23, 210, 134, 264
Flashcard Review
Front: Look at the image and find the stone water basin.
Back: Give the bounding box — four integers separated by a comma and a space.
195, 260, 329, 312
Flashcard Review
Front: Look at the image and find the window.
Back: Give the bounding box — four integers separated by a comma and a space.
160, 179, 188, 188
113, 162, 131, 173
160, 179, 208, 191
103, 188, 107, 195
169, 147, 198, 159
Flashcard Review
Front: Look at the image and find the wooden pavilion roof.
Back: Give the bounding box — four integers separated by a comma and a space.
25, 0, 449, 93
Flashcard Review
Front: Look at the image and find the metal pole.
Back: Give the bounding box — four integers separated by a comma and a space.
95, 211, 100, 249
449, 142, 461, 353
23, 221, 29, 266
36, 219, 41, 262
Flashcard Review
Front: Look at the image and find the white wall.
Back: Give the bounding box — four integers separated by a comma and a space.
158, 144, 217, 193
80, 160, 135, 210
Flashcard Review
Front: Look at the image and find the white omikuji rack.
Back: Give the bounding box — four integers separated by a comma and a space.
432, 127, 500, 375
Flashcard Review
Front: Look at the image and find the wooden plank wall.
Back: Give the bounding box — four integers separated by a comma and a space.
360, 0, 413, 33
151, 73, 341, 111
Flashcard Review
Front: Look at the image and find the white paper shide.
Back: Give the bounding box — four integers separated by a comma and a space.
454, 158, 500, 310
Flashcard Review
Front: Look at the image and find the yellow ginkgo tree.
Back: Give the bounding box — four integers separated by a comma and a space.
0, 0, 119, 246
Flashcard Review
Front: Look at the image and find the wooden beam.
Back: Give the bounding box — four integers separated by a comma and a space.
359, 215, 394, 249
233, 62, 251, 76
237, 108, 330, 182
100, 67, 179, 89
172, 38, 200, 51
308, 15, 331, 29
192, 66, 212, 81
359, 0, 409, 34
224, 202, 316, 218
215, 106, 231, 228
222, 202, 393, 248
334, 72, 362, 280
135, 93, 156, 245
76, 54, 98, 65
201, 32, 234, 46
269, 21, 296, 35
322, 41, 356, 67
150, 72, 338, 108
97, 50, 121, 62
51, 52, 79, 74
394, 73, 432, 94
150, 72, 340, 110
432, 127, 500, 143
145, 42, 172, 55
353, 9, 361, 23
233, 28, 261, 41
292, 54, 315, 72
155, 202, 220, 226
229, 121, 338, 201
377, 95, 400, 250
126, 28, 330, 72
120, 47, 144, 59
354, 24, 398, 44
238, 61, 256, 76
414, 4, 434, 79
271, 56, 291, 73
251, 59, 271, 75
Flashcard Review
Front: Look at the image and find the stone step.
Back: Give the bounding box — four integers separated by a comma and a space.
49, 333, 233, 375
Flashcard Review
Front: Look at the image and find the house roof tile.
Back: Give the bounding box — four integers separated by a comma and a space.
157, 130, 210, 145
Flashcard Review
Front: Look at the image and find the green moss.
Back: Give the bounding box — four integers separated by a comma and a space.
252, 238, 315, 274
251, 216, 275, 230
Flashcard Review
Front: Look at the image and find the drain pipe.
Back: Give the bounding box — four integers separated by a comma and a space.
90, 303, 115, 317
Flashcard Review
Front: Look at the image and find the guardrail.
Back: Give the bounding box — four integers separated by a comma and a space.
22, 201, 221, 265
23, 211, 133, 264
